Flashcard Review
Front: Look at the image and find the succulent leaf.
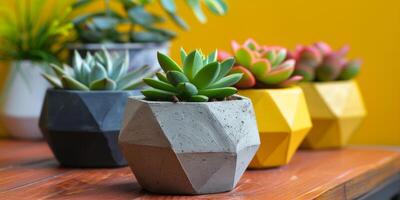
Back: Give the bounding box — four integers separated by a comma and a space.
259, 60, 295, 85
141, 88, 175, 101
183, 50, 203, 80
89, 78, 117, 90
234, 47, 253, 68
250, 59, 271, 78
189, 95, 209, 102
293, 64, 315, 82
167, 71, 189, 86
338, 59, 361, 80
42, 74, 63, 88
156, 72, 169, 83
207, 49, 218, 64
177, 82, 198, 97
157, 52, 183, 73
61, 76, 90, 91
230, 66, 256, 88
198, 87, 237, 98
180, 47, 187, 64
209, 73, 243, 88
143, 78, 179, 93
192, 62, 220, 89
217, 58, 235, 79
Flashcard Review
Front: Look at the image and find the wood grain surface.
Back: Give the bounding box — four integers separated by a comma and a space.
0, 140, 399, 200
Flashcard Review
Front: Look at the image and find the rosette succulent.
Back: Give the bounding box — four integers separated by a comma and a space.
291, 42, 361, 82
218, 39, 302, 89
42, 49, 156, 90
141, 49, 243, 102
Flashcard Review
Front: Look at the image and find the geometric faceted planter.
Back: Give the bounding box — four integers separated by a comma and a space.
1, 61, 50, 139
300, 80, 366, 149
39, 90, 139, 168
119, 96, 260, 195
238, 87, 312, 168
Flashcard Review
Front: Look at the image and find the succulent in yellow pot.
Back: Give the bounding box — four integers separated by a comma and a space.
291, 42, 366, 149
219, 39, 312, 168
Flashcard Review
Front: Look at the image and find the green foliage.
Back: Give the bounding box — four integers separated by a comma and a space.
42, 49, 156, 90
292, 42, 361, 82
0, 0, 73, 62
72, 0, 228, 43
142, 49, 242, 102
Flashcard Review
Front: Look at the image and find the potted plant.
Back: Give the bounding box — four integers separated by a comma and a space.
69, 0, 228, 70
119, 49, 260, 194
219, 39, 312, 168
39, 49, 156, 167
0, 0, 73, 139
291, 42, 366, 149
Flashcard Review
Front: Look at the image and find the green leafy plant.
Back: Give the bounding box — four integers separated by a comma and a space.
291, 42, 361, 82
72, 0, 228, 43
142, 49, 243, 102
0, 0, 73, 62
218, 39, 302, 89
42, 49, 156, 90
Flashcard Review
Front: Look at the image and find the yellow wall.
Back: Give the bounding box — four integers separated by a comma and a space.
17, 0, 398, 144
150, 0, 400, 145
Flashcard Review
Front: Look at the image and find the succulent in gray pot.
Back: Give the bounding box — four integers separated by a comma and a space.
39, 49, 156, 167
69, 0, 228, 71
119, 49, 260, 194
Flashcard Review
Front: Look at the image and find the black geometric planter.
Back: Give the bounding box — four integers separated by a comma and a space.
39, 89, 140, 168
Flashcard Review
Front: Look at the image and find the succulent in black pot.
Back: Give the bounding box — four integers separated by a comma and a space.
39, 49, 156, 167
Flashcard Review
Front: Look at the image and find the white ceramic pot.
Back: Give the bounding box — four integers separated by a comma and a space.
0, 61, 50, 139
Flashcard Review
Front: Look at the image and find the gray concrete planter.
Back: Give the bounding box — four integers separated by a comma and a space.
68, 42, 169, 71
39, 89, 140, 168
119, 96, 260, 195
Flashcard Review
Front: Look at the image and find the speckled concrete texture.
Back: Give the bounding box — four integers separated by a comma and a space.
119, 96, 260, 194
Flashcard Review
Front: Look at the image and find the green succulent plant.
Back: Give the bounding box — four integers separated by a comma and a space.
142, 49, 243, 102
291, 42, 361, 82
42, 49, 156, 90
72, 0, 228, 43
218, 39, 302, 88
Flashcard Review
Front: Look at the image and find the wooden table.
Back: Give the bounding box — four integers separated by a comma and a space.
0, 140, 399, 200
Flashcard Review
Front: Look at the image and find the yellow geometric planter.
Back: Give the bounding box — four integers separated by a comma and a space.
300, 80, 366, 149
238, 87, 312, 168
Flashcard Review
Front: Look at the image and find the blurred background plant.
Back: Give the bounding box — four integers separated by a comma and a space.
0, 0, 73, 63
71, 0, 228, 43
290, 42, 361, 82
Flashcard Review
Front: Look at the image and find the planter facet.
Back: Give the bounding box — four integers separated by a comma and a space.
238, 87, 312, 168
300, 80, 366, 149
119, 96, 260, 195
68, 42, 169, 71
39, 90, 139, 167
1, 61, 50, 139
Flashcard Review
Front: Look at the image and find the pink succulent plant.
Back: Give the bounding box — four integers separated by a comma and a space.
219, 38, 302, 88
292, 42, 361, 81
